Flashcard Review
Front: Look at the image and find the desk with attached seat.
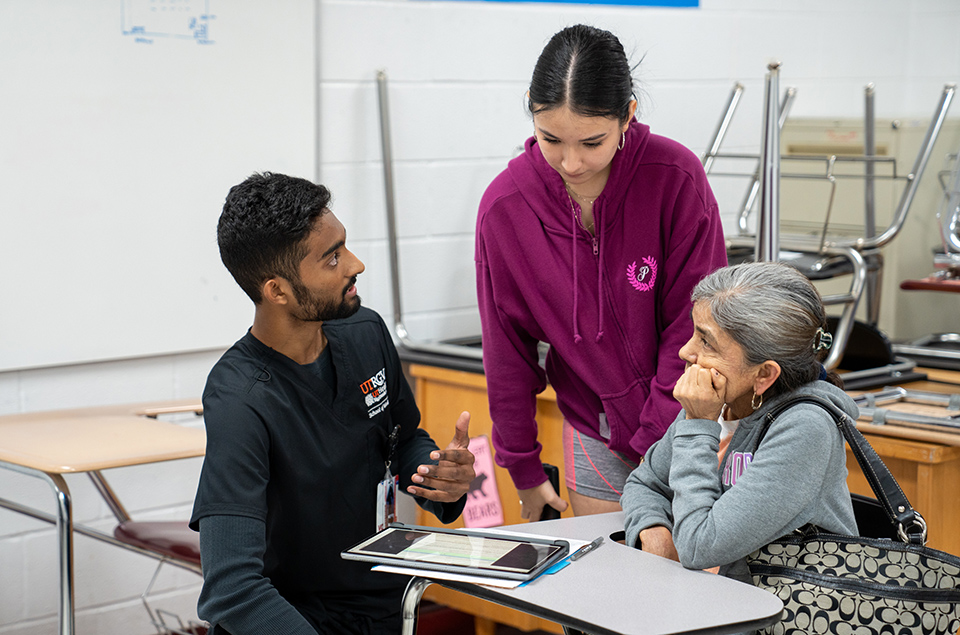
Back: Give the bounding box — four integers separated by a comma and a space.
0, 401, 205, 635
400, 512, 784, 635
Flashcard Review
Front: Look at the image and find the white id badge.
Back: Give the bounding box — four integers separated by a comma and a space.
376, 469, 399, 531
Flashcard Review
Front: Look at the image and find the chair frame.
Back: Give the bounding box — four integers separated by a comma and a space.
702, 72, 955, 370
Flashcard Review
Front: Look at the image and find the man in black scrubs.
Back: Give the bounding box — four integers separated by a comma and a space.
190, 172, 475, 634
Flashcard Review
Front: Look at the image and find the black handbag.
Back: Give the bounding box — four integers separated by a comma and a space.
745, 394, 960, 635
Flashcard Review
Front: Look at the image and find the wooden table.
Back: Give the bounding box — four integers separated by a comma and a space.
409, 362, 960, 634
0, 402, 205, 635
845, 373, 960, 556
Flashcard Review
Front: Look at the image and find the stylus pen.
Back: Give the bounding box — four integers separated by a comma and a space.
570, 536, 604, 561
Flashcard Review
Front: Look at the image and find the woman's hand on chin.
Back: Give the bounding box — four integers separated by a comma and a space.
673, 364, 726, 421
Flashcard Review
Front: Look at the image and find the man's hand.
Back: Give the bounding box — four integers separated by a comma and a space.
637, 525, 679, 562
407, 411, 476, 502
518, 479, 568, 522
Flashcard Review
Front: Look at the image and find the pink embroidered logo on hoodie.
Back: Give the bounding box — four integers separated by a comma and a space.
627, 257, 657, 292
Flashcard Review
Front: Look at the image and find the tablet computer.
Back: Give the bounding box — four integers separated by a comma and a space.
341, 523, 570, 581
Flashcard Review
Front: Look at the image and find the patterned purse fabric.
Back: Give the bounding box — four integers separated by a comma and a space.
749, 530, 960, 634
745, 395, 960, 634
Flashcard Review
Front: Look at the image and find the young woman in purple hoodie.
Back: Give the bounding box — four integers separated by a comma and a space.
475, 25, 727, 520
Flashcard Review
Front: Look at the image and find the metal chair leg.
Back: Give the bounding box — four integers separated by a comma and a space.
401, 577, 431, 635
139, 557, 208, 635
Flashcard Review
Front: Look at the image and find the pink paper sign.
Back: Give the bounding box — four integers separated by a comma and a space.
462, 435, 504, 528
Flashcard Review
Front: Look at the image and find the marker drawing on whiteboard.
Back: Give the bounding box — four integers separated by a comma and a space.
120, 0, 216, 45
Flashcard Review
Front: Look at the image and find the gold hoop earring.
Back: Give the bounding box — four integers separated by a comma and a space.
751, 392, 763, 411
618, 131, 626, 151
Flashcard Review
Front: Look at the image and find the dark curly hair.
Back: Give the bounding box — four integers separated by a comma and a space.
217, 172, 330, 303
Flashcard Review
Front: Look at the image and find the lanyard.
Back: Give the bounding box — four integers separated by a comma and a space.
384, 423, 400, 474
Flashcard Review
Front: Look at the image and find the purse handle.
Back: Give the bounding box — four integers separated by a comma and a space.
759, 394, 927, 545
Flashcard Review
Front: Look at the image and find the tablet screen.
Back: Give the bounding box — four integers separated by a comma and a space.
349, 527, 565, 575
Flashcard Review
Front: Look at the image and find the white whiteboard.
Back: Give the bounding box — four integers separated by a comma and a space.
0, 0, 315, 371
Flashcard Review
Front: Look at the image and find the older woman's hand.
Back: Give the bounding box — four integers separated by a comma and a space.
637, 526, 679, 561
673, 363, 725, 421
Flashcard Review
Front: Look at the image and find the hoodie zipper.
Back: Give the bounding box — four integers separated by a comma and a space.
571, 197, 600, 257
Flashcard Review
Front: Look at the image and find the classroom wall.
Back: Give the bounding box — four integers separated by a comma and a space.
2, 1, 959, 633
320, 0, 960, 347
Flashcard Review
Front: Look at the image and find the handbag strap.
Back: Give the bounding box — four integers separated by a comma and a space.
758, 394, 927, 545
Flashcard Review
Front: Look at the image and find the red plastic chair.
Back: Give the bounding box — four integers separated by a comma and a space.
114, 520, 206, 635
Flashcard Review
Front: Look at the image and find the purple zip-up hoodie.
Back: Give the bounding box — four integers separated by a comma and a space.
475, 120, 727, 491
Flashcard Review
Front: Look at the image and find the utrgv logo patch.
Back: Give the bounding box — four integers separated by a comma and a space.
627, 256, 657, 292
359, 368, 389, 418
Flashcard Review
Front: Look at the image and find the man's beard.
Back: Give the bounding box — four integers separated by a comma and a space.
290, 277, 361, 322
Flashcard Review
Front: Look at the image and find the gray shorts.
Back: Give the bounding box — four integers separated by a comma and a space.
563, 420, 639, 501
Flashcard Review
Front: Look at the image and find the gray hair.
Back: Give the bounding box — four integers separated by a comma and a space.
691, 261, 837, 397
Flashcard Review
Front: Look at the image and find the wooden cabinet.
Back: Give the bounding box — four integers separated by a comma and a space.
409, 363, 568, 634
846, 435, 960, 555
845, 377, 960, 556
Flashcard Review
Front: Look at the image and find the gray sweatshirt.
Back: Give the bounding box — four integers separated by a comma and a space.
621, 380, 858, 585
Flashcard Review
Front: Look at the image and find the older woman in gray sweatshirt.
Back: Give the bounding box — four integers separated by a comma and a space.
621, 262, 857, 586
